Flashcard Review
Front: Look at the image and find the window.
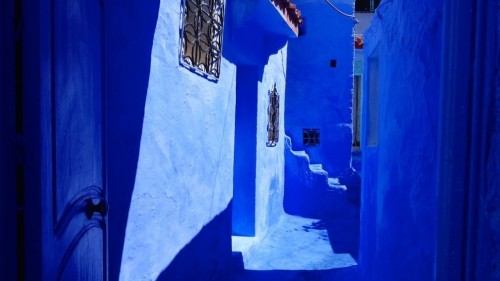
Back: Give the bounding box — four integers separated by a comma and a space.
266, 84, 280, 147
353, 75, 362, 147
303, 129, 320, 146
355, 0, 380, 12
181, 0, 225, 79
366, 57, 379, 146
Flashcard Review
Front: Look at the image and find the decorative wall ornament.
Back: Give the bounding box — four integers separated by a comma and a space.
266, 84, 280, 147
303, 128, 320, 146
180, 0, 224, 79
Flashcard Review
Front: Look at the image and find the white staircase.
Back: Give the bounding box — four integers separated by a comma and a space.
285, 136, 346, 191
284, 136, 356, 218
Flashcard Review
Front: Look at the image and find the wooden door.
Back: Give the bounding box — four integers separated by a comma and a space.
49, 0, 107, 279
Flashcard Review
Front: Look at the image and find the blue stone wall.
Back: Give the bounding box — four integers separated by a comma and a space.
359, 1, 443, 280
285, 0, 355, 176
233, 66, 258, 236
485, 3, 500, 278
254, 48, 288, 239
113, 0, 292, 279
155, 203, 233, 281
104, 0, 160, 279
116, 1, 237, 279
358, 18, 380, 280
485, 58, 500, 280
232, 49, 288, 239
225, 0, 290, 240
230, 51, 289, 278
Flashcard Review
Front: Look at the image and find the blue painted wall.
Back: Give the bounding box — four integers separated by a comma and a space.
233, 66, 258, 236
487, 24, 500, 276
104, 0, 160, 279
117, 0, 293, 279
225, 0, 292, 240
359, 1, 442, 280
254, 48, 288, 239
233, 56, 289, 239
488, 3, 500, 276
5, 0, 496, 279
284, 137, 358, 219
483, 2, 500, 278
482, 39, 500, 280
117, 1, 236, 279
490, 4, 500, 274
358, 21, 379, 281
285, 0, 355, 176
233, 55, 289, 238
155, 202, 233, 281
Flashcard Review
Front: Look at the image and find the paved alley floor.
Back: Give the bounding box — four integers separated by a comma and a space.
231, 214, 360, 281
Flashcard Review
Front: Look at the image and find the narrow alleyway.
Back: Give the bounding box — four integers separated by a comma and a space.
231, 214, 360, 281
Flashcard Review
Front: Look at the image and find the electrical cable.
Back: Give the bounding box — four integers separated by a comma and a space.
323, 0, 359, 23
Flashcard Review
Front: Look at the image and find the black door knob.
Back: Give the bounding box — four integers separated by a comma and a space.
85, 198, 109, 219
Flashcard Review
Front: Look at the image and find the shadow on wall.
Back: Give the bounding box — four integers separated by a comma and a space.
156, 201, 233, 281
105, 0, 160, 279
233, 66, 258, 237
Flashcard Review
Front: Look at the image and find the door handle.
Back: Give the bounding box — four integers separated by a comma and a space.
85, 198, 109, 219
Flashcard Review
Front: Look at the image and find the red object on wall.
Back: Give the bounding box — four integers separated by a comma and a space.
271, 0, 303, 35
355, 35, 364, 49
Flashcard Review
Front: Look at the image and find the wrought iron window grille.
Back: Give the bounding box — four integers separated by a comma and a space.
303, 129, 320, 146
180, 0, 225, 79
266, 84, 280, 147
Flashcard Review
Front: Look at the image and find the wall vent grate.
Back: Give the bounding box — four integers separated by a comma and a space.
303, 129, 320, 146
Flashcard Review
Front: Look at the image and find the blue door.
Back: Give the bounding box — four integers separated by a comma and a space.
47, 0, 107, 279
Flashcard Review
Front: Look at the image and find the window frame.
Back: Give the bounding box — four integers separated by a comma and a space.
266, 84, 280, 147
180, 0, 225, 80
353, 75, 362, 148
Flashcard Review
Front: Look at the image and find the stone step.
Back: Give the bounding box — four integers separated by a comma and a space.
327, 177, 347, 191
292, 150, 308, 157
309, 163, 323, 171
309, 164, 328, 177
